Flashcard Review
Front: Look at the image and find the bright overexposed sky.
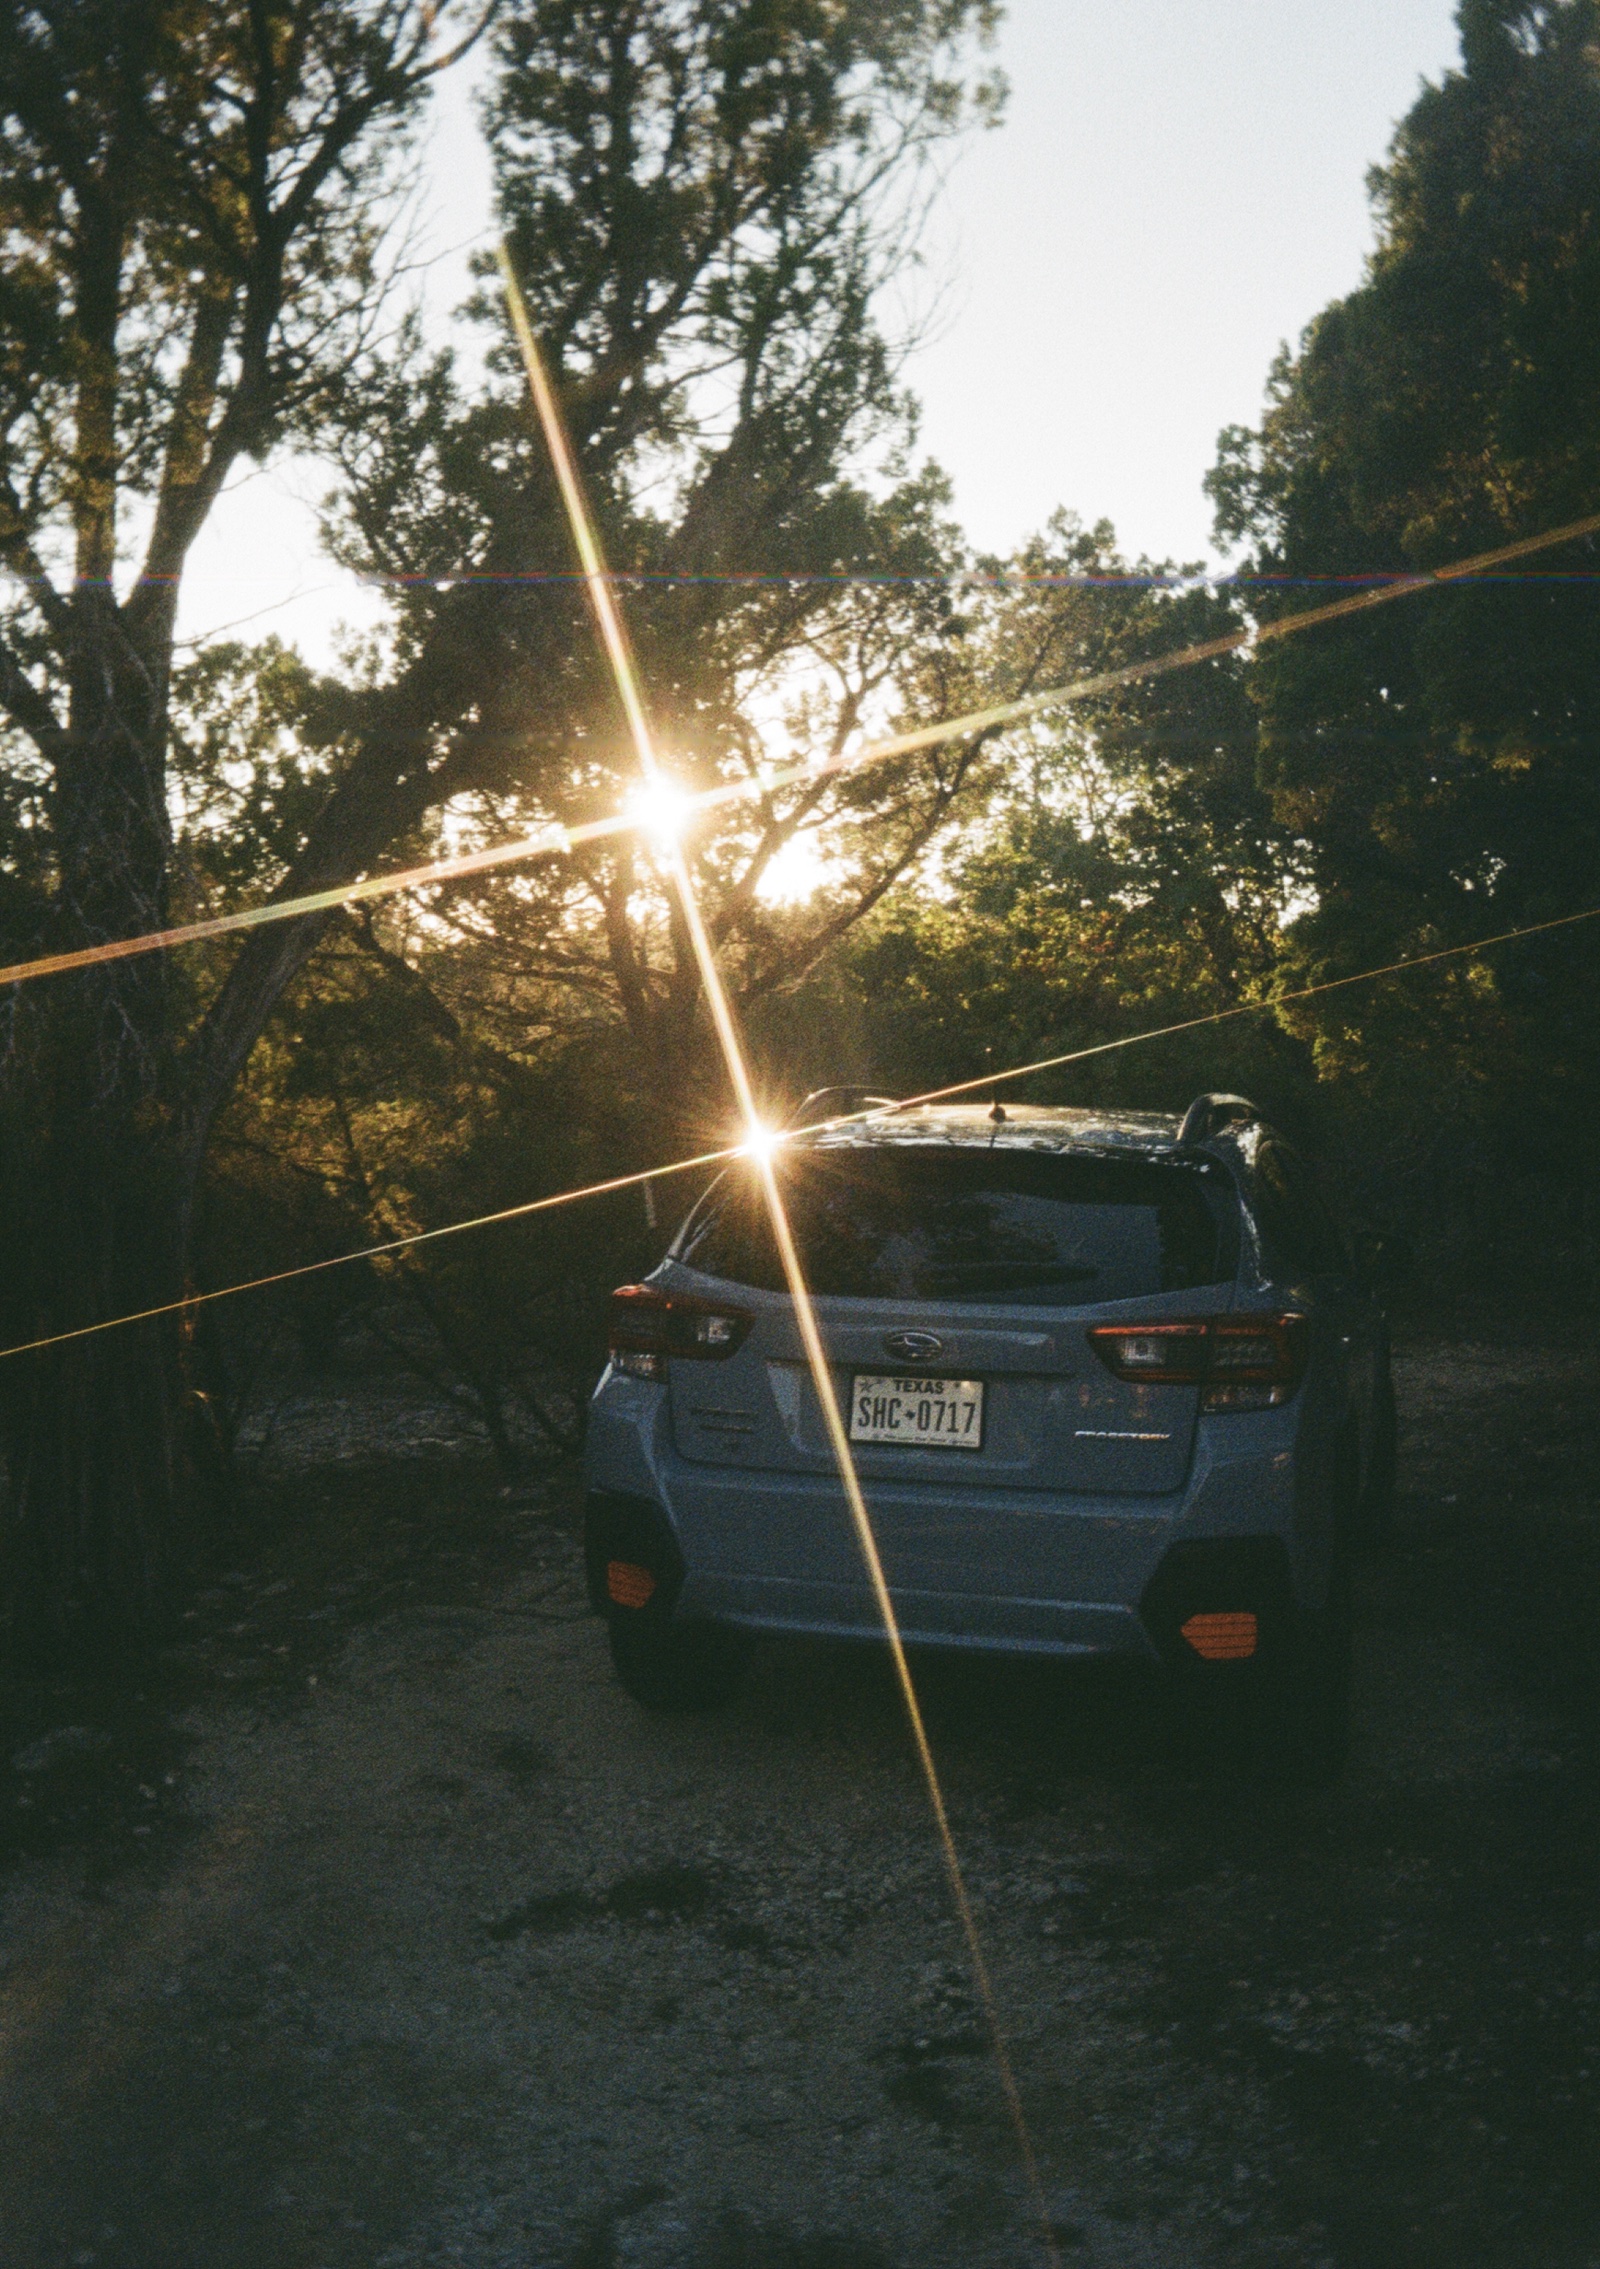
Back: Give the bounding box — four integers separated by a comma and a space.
913, 0, 1462, 565
176, 0, 1465, 662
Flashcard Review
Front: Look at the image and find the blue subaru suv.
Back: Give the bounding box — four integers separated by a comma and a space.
583, 1093, 1395, 1778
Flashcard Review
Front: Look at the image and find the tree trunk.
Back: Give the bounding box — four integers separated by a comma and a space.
1, 1111, 198, 1661
0, 596, 203, 1663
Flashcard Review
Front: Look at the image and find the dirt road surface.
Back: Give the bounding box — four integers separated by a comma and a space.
3, 1335, 1598, 2269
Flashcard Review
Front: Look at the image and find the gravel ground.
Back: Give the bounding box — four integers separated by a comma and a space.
2, 1332, 1599, 2269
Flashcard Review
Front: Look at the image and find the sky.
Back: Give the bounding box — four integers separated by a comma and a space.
175, 0, 1466, 664
912, 0, 1462, 566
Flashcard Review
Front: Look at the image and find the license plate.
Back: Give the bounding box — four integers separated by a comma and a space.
849, 1374, 984, 1451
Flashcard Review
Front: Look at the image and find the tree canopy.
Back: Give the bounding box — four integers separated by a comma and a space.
1205, 0, 1600, 1225
0, 0, 1011, 1647
4, 0, 1600, 1654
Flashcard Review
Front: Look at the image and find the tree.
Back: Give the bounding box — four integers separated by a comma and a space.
0, 0, 497, 1653
1206, 0, 1600, 1252
0, 0, 1003, 1650
281, 0, 1009, 1145
797, 516, 1303, 1116
189, 0, 1017, 1471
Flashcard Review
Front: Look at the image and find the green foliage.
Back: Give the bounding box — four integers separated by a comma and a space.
169, 1, 1020, 1451
780, 518, 1312, 1126
298, 0, 1016, 1151
1201, 0, 1600, 1268
1207, 0, 1600, 946
187, 0, 1600, 1380
16, 0, 1600, 1630
168, 642, 332, 900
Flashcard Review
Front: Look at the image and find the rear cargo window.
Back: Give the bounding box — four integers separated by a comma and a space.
675, 1146, 1237, 1305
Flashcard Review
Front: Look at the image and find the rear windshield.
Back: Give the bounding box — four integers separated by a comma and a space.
674, 1145, 1237, 1306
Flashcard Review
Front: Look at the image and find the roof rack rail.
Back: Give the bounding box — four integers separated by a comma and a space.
788, 1086, 899, 1128
1177, 1092, 1260, 1146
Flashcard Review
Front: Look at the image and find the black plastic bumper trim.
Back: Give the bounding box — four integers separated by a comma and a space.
1139, 1535, 1297, 1671
582, 1490, 687, 1618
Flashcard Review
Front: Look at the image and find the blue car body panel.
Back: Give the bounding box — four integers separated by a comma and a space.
584, 1104, 1385, 1663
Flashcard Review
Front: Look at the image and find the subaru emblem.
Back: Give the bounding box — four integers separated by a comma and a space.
884, 1330, 944, 1363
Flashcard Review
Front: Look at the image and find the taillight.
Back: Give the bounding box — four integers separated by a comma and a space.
607, 1284, 753, 1380
1088, 1314, 1309, 1412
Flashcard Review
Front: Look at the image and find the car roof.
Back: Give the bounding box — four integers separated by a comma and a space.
807, 1102, 1189, 1156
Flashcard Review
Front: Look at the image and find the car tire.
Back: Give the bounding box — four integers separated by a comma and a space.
607, 1613, 746, 1713
1356, 1365, 1398, 1550
1253, 1556, 1354, 1786
1176, 1540, 1354, 1789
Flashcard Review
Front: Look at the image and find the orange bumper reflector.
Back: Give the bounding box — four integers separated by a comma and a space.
1181, 1610, 1258, 1661
606, 1559, 657, 1609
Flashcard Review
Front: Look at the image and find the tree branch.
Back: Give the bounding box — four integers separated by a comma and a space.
0, 630, 67, 755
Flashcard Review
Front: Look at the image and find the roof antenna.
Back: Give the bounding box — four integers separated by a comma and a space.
985, 1045, 1007, 1125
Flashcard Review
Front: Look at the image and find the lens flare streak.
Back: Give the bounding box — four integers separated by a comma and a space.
881, 899, 1600, 1118
2, 896, 1597, 1371
0, 508, 1596, 998
0, 1142, 743, 1365
363, 565, 1600, 590
0, 827, 570, 992
496, 244, 1059, 2255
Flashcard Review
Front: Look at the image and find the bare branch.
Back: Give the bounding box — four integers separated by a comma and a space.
0, 630, 67, 754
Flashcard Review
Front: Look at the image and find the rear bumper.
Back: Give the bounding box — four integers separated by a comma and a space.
664, 1460, 1173, 1659
585, 1379, 1305, 1663
685, 1569, 1153, 1659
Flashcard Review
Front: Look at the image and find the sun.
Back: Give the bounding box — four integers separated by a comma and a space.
625, 775, 696, 847
740, 1121, 784, 1164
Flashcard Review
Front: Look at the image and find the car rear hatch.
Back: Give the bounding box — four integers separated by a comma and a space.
662, 1138, 1240, 1500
